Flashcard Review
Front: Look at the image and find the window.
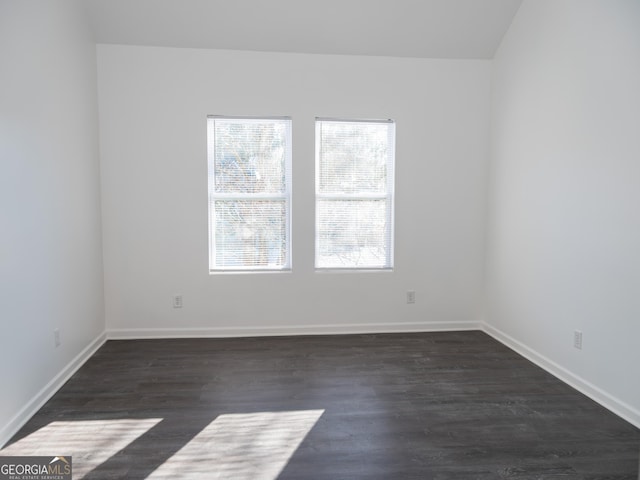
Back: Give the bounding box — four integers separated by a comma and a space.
315, 118, 395, 269
207, 116, 292, 272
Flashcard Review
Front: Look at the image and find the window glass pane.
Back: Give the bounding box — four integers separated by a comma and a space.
214, 118, 288, 194
214, 200, 287, 269
208, 116, 291, 272
316, 199, 390, 269
318, 121, 390, 194
315, 118, 395, 270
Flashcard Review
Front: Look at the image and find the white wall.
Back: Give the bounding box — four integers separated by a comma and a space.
0, 0, 105, 445
486, 0, 640, 425
97, 45, 491, 337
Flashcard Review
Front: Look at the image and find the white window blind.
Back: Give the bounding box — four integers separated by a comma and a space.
315, 118, 395, 269
207, 116, 292, 271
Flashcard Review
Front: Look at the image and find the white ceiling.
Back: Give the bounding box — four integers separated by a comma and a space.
84, 0, 523, 59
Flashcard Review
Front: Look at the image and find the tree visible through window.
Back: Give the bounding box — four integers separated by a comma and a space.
315, 118, 395, 269
207, 116, 292, 271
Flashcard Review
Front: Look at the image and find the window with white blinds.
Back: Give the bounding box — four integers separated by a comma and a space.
207, 116, 292, 272
315, 118, 395, 269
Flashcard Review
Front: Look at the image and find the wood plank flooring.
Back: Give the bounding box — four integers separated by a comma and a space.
3, 331, 639, 479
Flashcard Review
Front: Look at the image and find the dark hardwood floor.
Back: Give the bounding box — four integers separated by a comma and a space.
3, 331, 639, 479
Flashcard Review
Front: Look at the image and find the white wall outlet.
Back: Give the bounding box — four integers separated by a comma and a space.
54, 328, 61, 348
573, 330, 583, 350
172, 294, 183, 308
406, 290, 416, 304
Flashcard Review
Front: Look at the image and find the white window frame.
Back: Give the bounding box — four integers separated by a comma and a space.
315, 118, 395, 271
207, 115, 292, 273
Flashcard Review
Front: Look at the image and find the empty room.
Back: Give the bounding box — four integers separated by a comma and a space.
1, 0, 639, 478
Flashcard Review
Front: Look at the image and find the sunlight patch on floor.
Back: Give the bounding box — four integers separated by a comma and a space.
147, 410, 324, 480
1, 418, 162, 479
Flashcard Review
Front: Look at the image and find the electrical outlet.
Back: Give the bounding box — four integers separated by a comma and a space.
172, 295, 183, 308
54, 329, 61, 348
573, 330, 582, 350
406, 290, 416, 304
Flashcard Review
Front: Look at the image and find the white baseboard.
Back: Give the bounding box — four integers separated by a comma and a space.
0, 332, 107, 449
482, 322, 640, 429
107, 320, 481, 340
